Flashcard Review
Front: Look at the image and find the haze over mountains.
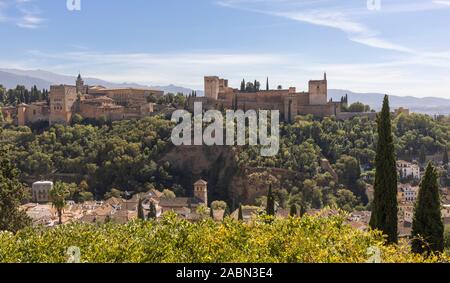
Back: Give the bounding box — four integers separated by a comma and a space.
1, 68, 449, 115
0, 68, 196, 96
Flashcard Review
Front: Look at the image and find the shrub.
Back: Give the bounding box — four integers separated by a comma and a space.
0, 211, 448, 263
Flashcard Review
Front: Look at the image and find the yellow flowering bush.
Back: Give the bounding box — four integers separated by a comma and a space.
0, 212, 448, 263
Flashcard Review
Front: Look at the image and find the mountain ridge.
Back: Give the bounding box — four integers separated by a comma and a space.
1, 68, 449, 114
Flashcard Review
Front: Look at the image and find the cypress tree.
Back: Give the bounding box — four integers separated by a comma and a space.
411, 162, 444, 255
289, 204, 298, 217
266, 184, 275, 216
299, 204, 306, 217
443, 148, 448, 165
238, 205, 243, 221
266, 77, 269, 91
240, 79, 245, 92
369, 95, 398, 244
137, 198, 145, 220
148, 201, 157, 220
223, 205, 230, 220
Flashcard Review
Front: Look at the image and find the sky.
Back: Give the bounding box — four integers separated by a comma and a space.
0, 0, 450, 97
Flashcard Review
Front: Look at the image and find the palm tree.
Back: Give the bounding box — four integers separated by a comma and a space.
50, 181, 69, 225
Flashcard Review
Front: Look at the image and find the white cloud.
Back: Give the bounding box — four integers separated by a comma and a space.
0, 0, 45, 28
216, 0, 445, 53
433, 0, 450, 6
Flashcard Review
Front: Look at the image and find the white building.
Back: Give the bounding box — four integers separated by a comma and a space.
31, 181, 53, 203
397, 184, 419, 203
397, 160, 421, 180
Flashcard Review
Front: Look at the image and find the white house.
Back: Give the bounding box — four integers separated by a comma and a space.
31, 181, 53, 203
397, 160, 421, 180
397, 184, 419, 203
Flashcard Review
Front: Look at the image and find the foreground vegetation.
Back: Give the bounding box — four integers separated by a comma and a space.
0, 212, 448, 263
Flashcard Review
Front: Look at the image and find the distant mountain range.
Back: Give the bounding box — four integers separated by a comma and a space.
1, 68, 449, 115
328, 89, 450, 115
0, 68, 202, 96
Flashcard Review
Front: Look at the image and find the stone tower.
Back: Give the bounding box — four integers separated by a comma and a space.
49, 85, 78, 125
193, 179, 208, 205
204, 76, 220, 100
308, 73, 328, 105
76, 73, 85, 94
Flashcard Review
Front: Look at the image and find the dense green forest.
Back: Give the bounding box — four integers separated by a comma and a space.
0, 87, 449, 211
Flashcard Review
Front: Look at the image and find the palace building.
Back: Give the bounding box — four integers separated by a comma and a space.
189, 74, 342, 122
2, 74, 164, 126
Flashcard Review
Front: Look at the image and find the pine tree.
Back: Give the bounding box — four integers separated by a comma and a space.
148, 201, 157, 220
266, 184, 275, 216
412, 162, 444, 255
137, 198, 145, 220
238, 204, 243, 221
289, 204, 297, 217
369, 95, 398, 244
240, 79, 245, 92
443, 148, 448, 165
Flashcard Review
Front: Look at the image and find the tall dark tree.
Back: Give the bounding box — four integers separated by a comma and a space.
370, 95, 398, 244
254, 80, 260, 92
137, 198, 145, 220
223, 206, 230, 220
299, 204, 307, 217
443, 148, 448, 165
148, 201, 157, 220
210, 207, 214, 219
412, 162, 444, 255
0, 147, 31, 232
289, 204, 298, 217
240, 79, 246, 92
238, 204, 243, 221
266, 77, 269, 91
266, 184, 275, 216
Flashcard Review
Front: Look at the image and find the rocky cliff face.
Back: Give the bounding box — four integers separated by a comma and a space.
160, 145, 239, 205
160, 146, 297, 208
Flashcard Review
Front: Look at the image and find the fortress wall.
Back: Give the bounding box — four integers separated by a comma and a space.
297, 104, 337, 117
25, 104, 50, 124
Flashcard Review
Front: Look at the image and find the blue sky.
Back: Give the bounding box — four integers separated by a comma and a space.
0, 0, 450, 97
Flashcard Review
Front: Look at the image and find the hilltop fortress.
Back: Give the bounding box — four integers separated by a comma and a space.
189, 74, 342, 122
1, 73, 369, 127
